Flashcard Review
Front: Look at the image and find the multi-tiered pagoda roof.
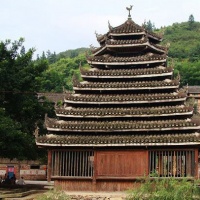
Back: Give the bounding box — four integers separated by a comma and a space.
36, 14, 200, 147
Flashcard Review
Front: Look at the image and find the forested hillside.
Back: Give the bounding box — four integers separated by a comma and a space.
161, 18, 200, 86
162, 21, 200, 60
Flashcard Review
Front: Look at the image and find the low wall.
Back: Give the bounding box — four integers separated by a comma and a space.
54, 179, 141, 192
0, 159, 47, 180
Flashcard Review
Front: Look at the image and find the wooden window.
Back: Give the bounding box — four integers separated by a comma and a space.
51, 150, 94, 177
149, 150, 195, 177
30, 165, 40, 169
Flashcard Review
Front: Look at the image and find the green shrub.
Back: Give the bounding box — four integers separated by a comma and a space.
126, 178, 200, 200
35, 188, 71, 200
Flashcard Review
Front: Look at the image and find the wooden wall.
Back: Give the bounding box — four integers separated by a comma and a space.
96, 150, 148, 178
51, 148, 199, 191
52, 149, 148, 191
96, 180, 141, 191
55, 179, 141, 191
55, 179, 93, 191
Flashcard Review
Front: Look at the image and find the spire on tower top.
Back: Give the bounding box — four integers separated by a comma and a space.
126, 5, 133, 19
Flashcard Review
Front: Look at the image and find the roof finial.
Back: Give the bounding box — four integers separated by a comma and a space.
108, 21, 113, 30
126, 5, 133, 19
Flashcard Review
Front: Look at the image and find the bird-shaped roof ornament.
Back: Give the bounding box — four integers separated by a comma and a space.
126, 5, 133, 19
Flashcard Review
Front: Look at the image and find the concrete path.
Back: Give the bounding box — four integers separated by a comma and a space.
64, 191, 127, 197
25, 180, 54, 185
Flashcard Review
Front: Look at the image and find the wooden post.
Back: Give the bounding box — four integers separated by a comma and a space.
47, 149, 52, 182
195, 148, 199, 179
146, 149, 149, 177
17, 160, 21, 179
173, 151, 176, 177
92, 150, 97, 192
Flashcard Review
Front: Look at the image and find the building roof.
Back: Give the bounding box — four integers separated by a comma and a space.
80, 67, 173, 79
107, 19, 162, 41
87, 53, 166, 65
92, 38, 166, 56
37, 93, 64, 103
36, 132, 200, 147
73, 79, 179, 91
95, 19, 162, 45
37, 14, 200, 148
64, 92, 186, 105
188, 86, 200, 94
45, 117, 200, 133
55, 105, 193, 118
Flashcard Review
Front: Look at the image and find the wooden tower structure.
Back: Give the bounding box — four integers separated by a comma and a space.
36, 7, 200, 191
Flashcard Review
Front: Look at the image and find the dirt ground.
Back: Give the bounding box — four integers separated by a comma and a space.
0, 181, 128, 199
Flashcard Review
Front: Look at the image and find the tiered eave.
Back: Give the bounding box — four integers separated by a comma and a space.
37, 16, 200, 148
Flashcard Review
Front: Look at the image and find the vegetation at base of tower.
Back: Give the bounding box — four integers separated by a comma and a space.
0, 38, 55, 160
35, 188, 71, 200
126, 178, 200, 200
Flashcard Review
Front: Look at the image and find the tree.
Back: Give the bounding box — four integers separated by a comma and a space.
188, 14, 194, 24
38, 54, 88, 92
46, 50, 57, 64
143, 20, 155, 32
41, 51, 46, 60
163, 21, 200, 59
188, 14, 195, 30
0, 108, 35, 159
0, 38, 54, 160
189, 43, 200, 62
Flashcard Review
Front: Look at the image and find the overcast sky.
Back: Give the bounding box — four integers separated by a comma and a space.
1, 0, 200, 56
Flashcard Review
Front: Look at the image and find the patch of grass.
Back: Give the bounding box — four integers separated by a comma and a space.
35, 187, 71, 200
126, 178, 200, 200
